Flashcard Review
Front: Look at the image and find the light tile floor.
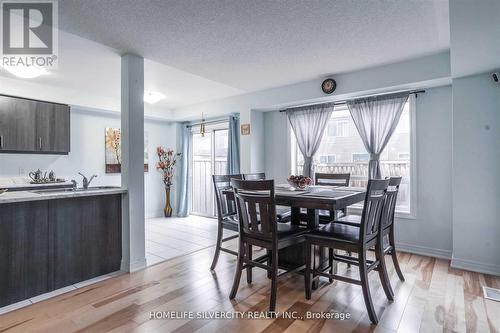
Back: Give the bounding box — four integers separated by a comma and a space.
145, 215, 236, 266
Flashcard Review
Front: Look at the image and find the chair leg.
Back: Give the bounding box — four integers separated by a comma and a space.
359, 247, 378, 325
229, 240, 244, 299
304, 241, 312, 300
347, 251, 352, 268
266, 249, 272, 279
375, 239, 394, 301
246, 244, 252, 284
269, 245, 278, 312
328, 248, 334, 283
389, 228, 405, 281
210, 223, 223, 270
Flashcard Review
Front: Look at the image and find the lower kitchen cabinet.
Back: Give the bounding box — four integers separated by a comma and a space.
48, 195, 122, 289
0, 194, 122, 307
0, 201, 49, 307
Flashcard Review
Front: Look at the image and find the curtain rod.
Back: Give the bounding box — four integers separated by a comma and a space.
186, 118, 232, 128
279, 89, 425, 112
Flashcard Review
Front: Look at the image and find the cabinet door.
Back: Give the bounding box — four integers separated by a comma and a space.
36, 102, 70, 153
0, 201, 49, 307
0, 96, 37, 152
49, 195, 122, 290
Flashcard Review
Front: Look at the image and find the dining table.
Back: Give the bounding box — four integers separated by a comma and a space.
224, 184, 366, 286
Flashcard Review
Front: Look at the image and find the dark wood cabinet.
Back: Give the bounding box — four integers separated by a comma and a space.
48, 195, 122, 289
0, 95, 37, 151
36, 102, 71, 153
0, 94, 70, 154
0, 201, 49, 307
0, 194, 122, 307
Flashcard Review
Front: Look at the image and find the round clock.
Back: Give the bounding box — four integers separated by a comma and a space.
321, 78, 336, 94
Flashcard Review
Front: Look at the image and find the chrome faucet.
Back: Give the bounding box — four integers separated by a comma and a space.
78, 173, 97, 189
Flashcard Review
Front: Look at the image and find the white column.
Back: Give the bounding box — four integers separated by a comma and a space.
121, 54, 146, 272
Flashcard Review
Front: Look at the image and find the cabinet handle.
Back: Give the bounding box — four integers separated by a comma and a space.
39, 137, 42, 150
0, 135, 3, 149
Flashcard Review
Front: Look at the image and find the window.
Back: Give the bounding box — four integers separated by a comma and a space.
293, 100, 414, 215
319, 154, 336, 164
352, 153, 369, 162
327, 120, 349, 137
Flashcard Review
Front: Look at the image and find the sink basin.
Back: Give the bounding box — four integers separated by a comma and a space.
32, 186, 120, 194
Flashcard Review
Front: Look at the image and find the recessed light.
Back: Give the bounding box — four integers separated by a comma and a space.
144, 90, 166, 104
2, 65, 49, 79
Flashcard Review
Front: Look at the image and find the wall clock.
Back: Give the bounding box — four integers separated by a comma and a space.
321, 78, 336, 94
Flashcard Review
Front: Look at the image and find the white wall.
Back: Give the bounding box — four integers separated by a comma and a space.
0, 107, 177, 218
262, 86, 454, 258
451, 73, 500, 274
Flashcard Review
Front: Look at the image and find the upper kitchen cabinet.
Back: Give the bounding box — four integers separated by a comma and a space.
0, 95, 37, 151
0, 95, 70, 154
35, 101, 71, 153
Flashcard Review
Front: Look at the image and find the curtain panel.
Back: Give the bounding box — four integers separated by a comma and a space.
226, 115, 241, 175
177, 123, 191, 217
286, 103, 335, 177
347, 92, 409, 179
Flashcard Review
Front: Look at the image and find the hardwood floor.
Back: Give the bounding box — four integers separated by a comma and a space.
1, 233, 499, 332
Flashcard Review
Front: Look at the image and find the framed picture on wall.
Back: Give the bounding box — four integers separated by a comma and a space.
105, 128, 149, 173
241, 123, 250, 135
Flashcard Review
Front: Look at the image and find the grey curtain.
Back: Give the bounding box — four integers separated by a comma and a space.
177, 123, 191, 217
286, 103, 335, 177
226, 115, 240, 174
347, 92, 409, 179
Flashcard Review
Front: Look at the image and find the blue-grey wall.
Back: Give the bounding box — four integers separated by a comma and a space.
451, 73, 500, 274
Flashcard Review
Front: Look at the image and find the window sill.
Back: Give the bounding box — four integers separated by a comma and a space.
346, 207, 416, 220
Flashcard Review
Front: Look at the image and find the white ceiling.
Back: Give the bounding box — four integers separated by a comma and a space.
0, 30, 243, 115
58, 0, 450, 92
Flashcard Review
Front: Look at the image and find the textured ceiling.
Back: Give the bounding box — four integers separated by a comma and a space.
58, 0, 450, 92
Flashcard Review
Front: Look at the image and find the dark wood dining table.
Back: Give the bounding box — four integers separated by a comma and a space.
223, 185, 366, 283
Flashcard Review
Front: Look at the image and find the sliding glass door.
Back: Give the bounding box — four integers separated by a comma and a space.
191, 126, 228, 216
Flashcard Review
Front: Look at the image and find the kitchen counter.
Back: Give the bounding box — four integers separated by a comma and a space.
0, 187, 127, 204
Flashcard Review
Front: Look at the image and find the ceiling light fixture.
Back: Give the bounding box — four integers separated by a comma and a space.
2, 65, 48, 79
144, 90, 166, 104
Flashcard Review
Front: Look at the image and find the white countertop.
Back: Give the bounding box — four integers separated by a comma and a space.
0, 187, 127, 204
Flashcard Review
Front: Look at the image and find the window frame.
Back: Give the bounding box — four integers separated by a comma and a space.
290, 95, 417, 219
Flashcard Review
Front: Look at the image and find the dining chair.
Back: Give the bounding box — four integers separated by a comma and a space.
243, 172, 291, 223
304, 178, 393, 324
314, 173, 351, 223
334, 177, 405, 281
230, 179, 308, 312
210, 174, 243, 270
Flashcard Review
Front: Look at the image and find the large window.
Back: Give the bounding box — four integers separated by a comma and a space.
293, 100, 413, 214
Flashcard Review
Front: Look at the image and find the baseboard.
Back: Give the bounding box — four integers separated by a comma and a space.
451, 257, 500, 276
395, 242, 452, 259
121, 257, 147, 273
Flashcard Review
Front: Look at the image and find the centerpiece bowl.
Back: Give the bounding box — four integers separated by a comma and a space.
287, 175, 312, 190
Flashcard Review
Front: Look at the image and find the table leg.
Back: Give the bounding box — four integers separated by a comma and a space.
291, 207, 301, 225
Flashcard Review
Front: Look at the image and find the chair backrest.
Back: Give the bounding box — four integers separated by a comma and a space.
315, 173, 350, 187
213, 174, 243, 220
359, 179, 390, 242
380, 177, 402, 230
243, 172, 266, 180
231, 179, 277, 241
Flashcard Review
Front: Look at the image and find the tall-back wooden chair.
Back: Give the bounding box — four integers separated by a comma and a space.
210, 174, 242, 270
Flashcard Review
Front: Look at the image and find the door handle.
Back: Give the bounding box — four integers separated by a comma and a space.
39, 137, 42, 150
